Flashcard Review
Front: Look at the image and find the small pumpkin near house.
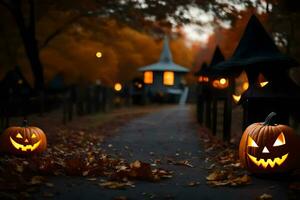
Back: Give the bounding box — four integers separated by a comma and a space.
0, 120, 47, 155
239, 112, 299, 174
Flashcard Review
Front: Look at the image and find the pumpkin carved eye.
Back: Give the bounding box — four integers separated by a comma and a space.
16, 133, 23, 139
248, 136, 259, 147
31, 133, 37, 139
273, 132, 285, 147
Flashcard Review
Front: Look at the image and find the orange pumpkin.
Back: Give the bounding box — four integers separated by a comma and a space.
239, 112, 299, 174
0, 120, 47, 155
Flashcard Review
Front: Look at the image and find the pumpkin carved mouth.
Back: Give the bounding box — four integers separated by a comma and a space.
247, 153, 288, 168
10, 137, 41, 152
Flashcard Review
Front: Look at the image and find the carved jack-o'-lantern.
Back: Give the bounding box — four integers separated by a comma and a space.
0, 120, 47, 155
258, 73, 269, 88
239, 112, 299, 174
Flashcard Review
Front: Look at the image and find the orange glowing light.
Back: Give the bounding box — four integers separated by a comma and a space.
163, 71, 174, 86
198, 76, 209, 83
114, 83, 122, 92
96, 52, 102, 58
219, 78, 227, 85
242, 82, 249, 90
232, 94, 241, 104
144, 71, 153, 84
212, 78, 228, 89
258, 73, 269, 87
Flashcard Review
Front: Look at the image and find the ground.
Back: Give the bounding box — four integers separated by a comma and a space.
0, 105, 299, 200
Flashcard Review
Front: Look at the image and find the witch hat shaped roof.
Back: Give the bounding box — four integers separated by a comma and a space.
159, 36, 173, 63
194, 62, 208, 76
195, 46, 225, 77
138, 36, 189, 73
209, 46, 225, 68
214, 15, 298, 72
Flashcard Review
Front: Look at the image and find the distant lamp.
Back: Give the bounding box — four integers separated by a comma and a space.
219, 78, 227, 85
212, 77, 229, 89
232, 94, 241, 104
258, 73, 269, 87
114, 83, 122, 92
96, 51, 102, 58
163, 71, 174, 86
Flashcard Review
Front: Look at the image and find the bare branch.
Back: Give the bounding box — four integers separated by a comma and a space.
39, 10, 104, 50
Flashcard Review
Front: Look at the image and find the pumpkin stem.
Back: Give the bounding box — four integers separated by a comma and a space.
22, 120, 28, 127
263, 112, 277, 126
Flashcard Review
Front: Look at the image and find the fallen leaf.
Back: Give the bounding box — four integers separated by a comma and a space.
45, 182, 54, 187
30, 176, 45, 185
16, 165, 23, 173
256, 193, 272, 200
206, 171, 227, 181
186, 181, 200, 187
99, 181, 134, 189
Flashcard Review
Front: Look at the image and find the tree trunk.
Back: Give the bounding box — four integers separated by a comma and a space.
5, 0, 44, 91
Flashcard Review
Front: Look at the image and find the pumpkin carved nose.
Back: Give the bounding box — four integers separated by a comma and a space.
262, 146, 270, 153
25, 139, 29, 143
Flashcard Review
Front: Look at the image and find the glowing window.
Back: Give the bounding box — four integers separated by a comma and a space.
163, 71, 174, 86
198, 76, 209, 83
144, 71, 153, 84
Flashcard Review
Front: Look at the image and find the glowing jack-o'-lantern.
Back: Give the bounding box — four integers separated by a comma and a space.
258, 73, 269, 87
0, 120, 47, 155
239, 112, 299, 174
232, 94, 241, 104
212, 78, 229, 89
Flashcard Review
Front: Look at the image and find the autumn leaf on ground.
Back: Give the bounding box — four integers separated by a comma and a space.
256, 193, 272, 200
206, 170, 251, 187
186, 181, 201, 187
30, 176, 45, 185
206, 170, 227, 181
99, 181, 134, 189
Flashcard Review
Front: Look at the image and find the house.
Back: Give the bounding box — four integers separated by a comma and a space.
138, 37, 190, 103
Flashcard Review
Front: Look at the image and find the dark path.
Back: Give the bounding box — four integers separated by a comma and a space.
36, 106, 288, 200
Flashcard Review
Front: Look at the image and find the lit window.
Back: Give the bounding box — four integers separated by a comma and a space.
163, 71, 174, 86
198, 76, 209, 83
144, 71, 153, 84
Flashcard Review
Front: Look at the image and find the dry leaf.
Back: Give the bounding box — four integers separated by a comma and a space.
30, 176, 45, 185
16, 165, 23, 173
256, 193, 272, 200
45, 182, 54, 187
206, 171, 227, 181
187, 181, 200, 187
99, 181, 134, 189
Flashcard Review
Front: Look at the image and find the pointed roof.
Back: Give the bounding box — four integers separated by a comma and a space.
194, 62, 208, 76
138, 37, 189, 73
214, 15, 298, 72
195, 46, 225, 77
159, 36, 173, 63
209, 46, 225, 68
